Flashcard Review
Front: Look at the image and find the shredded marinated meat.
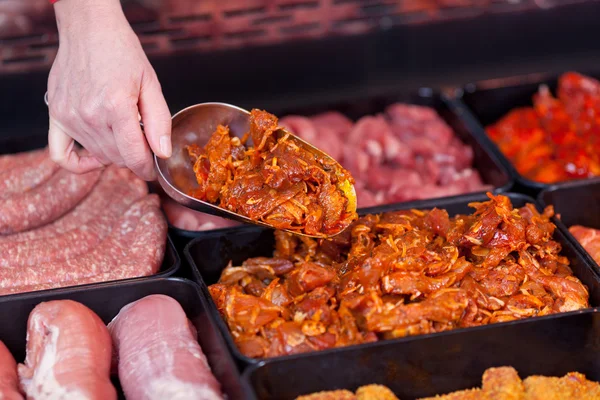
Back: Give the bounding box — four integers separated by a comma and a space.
487, 72, 600, 183
209, 193, 589, 358
186, 109, 357, 237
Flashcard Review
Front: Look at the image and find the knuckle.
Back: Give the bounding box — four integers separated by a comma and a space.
105, 92, 135, 115
52, 102, 78, 128
79, 98, 102, 126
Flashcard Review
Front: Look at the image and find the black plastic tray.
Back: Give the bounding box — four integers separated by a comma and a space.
539, 178, 600, 275
458, 71, 600, 195
184, 192, 600, 369
242, 308, 600, 400
171, 89, 514, 241
0, 277, 245, 400
0, 135, 181, 295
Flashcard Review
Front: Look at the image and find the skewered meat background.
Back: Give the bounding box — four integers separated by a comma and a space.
186, 109, 357, 237
487, 72, 600, 183
209, 194, 589, 358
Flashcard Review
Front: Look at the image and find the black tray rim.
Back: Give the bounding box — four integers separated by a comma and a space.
455, 70, 600, 193
537, 177, 600, 278
169, 88, 515, 240
184, 191, 599, 368
240, 307, 600, 399
0, 274, 193, 304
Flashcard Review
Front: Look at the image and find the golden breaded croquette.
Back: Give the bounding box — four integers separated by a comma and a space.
356, 384, 400, 400
523, 372, 600, 400
481, 367, 525, 400
296, 389, 357, 400
418, 388, 487, 400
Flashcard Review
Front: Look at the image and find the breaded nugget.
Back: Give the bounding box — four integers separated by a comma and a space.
356, 384, 400, 400
418, 388, 487, 400
296, 389, 357, 400
482, 367, 525, 400
523, 372, 600, 400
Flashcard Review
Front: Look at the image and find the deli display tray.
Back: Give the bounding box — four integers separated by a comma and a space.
184, 192, 600, 369
0, 277, 245, 400
539, 178, 600, 275
241, 308, 600, 400
172, 89, 514, 241
457, 71, 600, 195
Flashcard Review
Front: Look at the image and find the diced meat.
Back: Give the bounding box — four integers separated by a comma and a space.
310, 112, 353, 138
569, 225, 600, 265
162, 199, 240, 231
312, 126, 344, 161
280, 116, 344, 162
284, 103, 488, 210
108, 295, 223, 400
18, 300, 116, 400
279, 116, 318, 143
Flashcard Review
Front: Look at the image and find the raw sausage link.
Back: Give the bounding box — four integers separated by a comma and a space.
0, 149, 60, 199
0, 166, 147, 243
0, 167, 148, 267
108, 295, 223, 400
0, 195, 167, 295
0, 168, 102, 235
0, 341, 23, 400
18, 300, 116, 400
0, 148, 46, 173
3, 199, 168, 295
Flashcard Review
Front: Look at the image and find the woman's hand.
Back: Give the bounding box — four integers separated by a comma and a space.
47, 0, 171, 181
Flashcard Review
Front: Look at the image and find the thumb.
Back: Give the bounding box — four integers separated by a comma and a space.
48, 117, 105, 173
138, 72, 172, 159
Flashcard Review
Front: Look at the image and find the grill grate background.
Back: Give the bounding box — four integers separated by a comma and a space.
0, 0, 593, 74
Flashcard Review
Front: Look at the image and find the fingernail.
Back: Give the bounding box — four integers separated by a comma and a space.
160, 136, 171, 158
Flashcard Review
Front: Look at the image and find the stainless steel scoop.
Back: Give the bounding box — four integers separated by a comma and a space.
44, 93, 356, 237
155, 102, 357, 238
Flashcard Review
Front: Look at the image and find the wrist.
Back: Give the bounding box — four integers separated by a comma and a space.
54, 0, 124, 36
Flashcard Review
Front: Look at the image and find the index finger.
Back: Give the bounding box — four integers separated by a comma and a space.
111, 103, 157, 181
48, 118, 105, 173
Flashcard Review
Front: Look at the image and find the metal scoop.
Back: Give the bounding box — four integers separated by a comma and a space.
155, 102, 357, 238
43, 94, 356, 237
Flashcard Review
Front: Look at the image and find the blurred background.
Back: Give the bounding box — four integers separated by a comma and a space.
1, 0, 599, 140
